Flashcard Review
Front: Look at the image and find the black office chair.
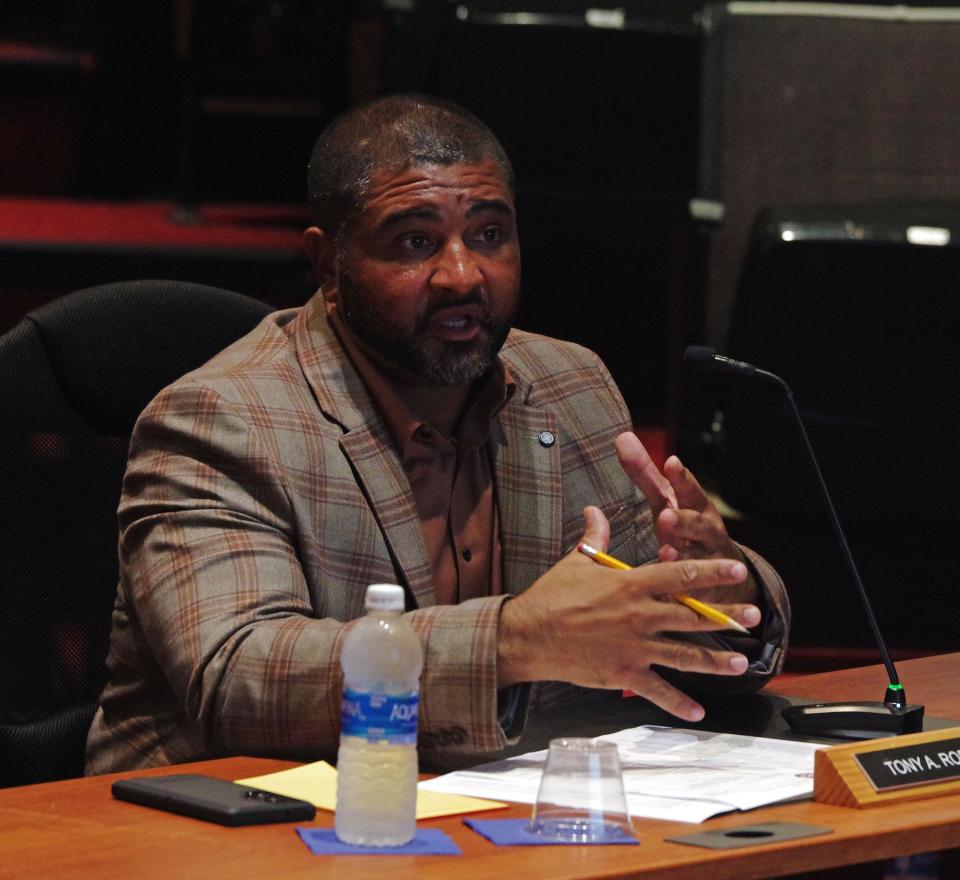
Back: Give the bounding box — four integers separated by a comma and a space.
0, 279, 272, 788
684, 201, 960, 655
720, 201, 960, 521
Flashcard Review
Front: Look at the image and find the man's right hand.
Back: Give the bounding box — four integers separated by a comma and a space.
496, 506, 761, 722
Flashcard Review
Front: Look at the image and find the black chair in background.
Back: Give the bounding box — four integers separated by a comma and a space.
0, 280, 272, 788
683, 202, 960, 657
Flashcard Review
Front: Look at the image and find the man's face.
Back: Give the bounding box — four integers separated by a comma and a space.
333, 159, 521, 386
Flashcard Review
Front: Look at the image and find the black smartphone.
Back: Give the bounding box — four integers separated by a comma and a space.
111, 774, 317, 826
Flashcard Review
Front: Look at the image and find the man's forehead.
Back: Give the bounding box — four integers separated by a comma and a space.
362, 159, 513, 207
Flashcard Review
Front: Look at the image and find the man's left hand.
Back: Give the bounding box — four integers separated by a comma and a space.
614, 431, 759, 605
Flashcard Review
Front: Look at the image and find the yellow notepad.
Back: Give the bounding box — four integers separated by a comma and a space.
236, 760, 507, 820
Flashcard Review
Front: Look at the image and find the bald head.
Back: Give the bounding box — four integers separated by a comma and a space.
307, 93, 515, 243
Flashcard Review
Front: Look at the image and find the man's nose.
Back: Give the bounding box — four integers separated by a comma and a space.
430, 240, 483, 293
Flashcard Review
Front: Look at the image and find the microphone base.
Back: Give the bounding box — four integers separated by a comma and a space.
782, 701, 925, 740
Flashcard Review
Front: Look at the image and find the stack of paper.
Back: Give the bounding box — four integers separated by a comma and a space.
420, 725, 822, 823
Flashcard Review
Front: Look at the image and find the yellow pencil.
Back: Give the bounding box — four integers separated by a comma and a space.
577, 542, 750, 635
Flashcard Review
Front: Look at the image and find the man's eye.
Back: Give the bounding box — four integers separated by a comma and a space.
477, 226, 501, 244
401, 234, 432, 251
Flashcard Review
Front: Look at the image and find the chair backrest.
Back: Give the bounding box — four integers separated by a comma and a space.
0, 279, 272, 787
719, 202, 960, 524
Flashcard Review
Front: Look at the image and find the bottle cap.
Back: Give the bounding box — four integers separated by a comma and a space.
365, 584, 405, 612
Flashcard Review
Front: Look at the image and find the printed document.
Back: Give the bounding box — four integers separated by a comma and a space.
420, 725, 822, 823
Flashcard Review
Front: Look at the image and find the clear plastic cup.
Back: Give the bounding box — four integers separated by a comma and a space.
528, 737, 635, 842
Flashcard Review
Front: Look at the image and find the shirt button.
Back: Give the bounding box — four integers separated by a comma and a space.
461, 548, 473, 562
538, 430, 556, 448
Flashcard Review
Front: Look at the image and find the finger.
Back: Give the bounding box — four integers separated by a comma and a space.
622, 594, 760, 632
658, 544, 680, 562
642, 596, 762, 633
631, 641, 752, 721
625, 668, 706, 723
615, 431, 678, 513
733, 603, 762, 629
653, 508, 689, 555
663, 455, 710, 513
648, 639, 750, 678
656, 508, 724, 557
579, 505, 611, 555
636, 558, 748, 597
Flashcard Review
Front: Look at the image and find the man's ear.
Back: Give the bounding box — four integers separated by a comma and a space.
303, 227, 340, 303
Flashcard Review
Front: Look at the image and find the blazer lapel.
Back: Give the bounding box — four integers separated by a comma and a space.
339, 424, 436, 608
293, 298, 436, 608
493, 396, 562, 596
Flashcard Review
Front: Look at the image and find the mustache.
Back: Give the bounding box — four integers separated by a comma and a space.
425, 291, 487, 314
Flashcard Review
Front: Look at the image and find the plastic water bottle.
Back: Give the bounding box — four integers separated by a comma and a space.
335, 584, 424, 846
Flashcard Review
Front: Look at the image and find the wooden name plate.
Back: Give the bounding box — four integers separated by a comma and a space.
815, 726, 960, 808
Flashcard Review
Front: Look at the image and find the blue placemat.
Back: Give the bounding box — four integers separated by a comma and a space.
464, 818, 639, 846
296, 827, 461, 856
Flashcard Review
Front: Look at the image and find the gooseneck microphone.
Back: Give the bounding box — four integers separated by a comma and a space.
684, 346, 924, 739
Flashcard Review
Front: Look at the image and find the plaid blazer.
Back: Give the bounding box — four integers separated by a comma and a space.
86, 295, 789, 773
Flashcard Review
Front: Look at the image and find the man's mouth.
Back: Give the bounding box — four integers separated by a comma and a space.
427, 305, 487, 341
432, 315, 480, 341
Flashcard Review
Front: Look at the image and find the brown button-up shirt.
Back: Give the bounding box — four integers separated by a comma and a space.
328, 309, 514, 605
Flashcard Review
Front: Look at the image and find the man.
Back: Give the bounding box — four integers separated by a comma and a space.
86, 94, 788, 773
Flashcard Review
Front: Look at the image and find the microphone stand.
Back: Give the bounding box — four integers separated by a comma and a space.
687, 347, 924, 739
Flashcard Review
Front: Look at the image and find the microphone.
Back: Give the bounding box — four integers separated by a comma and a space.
684, 346, 924, 739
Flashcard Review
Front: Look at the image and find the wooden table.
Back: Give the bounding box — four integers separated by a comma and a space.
2, 654, 960, 880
